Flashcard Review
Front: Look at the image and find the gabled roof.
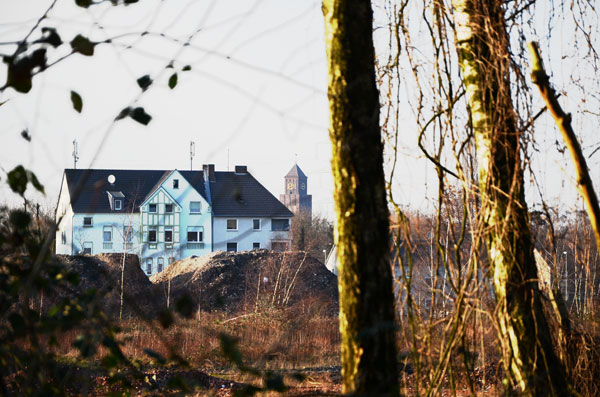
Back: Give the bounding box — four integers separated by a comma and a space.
210, 171, 293, 217
63, 169, 207, 213
285, 164, 307, 179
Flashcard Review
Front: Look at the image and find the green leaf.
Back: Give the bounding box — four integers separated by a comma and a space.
29, 171, 45, 194
136, 75, 152, 91
168, 73, 178, 89
70, 35, 95, 56
71, 91, 83, 113
182, 65, 191, 71
7, 165, 45, 196
130, 107, 152, 125
7, 165, 28, 196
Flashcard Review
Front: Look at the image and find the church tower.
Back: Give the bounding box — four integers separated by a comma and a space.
280, 163, 312, 216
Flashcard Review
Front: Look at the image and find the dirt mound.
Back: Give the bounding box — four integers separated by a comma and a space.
55, 254, 164, 318
151, 250, 338, 314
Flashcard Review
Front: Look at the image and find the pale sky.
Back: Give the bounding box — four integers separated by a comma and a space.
1, 0, 599, 220
0, 0, 335, 217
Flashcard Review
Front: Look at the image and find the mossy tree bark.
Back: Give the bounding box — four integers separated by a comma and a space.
452, 1, 570, 395
322, 0, 399, 394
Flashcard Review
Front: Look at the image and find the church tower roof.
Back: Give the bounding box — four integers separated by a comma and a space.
285, 163, 307, 179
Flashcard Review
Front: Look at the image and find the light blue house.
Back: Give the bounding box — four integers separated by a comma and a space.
55, 165, 293, 275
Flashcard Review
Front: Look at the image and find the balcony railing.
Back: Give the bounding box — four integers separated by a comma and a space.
187, 242, 204, 250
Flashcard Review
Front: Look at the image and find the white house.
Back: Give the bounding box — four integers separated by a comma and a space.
55, 164, 293, 275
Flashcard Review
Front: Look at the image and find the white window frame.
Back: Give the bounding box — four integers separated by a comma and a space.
145, 258, 152, 275
190, 201, 201, 213
227, 242, 237, 252
103, 226, 112, 242
157, 257, 164, 273
173, 179, 179, 189
149, 203, 157, 213
148, 227, 157, 243
253, 219, 261, 231
165, 227, 173, 243
83, 216, 93, 227
226, 219, 238, 231
253, 242, 260, 250
187, 230, 203, 242
165, 204, 173, 213
83, 241, 92, 254
115, 199, 122, 210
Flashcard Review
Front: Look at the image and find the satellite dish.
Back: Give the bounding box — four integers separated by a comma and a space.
108, 174, 116, 184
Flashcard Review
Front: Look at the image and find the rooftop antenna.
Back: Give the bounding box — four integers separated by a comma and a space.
190, 141, 195, 171
72, 140, 79, 169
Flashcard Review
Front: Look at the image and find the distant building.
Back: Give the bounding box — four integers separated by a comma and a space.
55, 165, 293, 275
279, 163, 312, 216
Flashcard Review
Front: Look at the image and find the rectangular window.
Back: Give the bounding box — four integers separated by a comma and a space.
145, 258, 152, 275
165, 227, 173, 243
173, 179, 179, 189
149, 203, 157, 213
226, 219, 237, 230
165, 204, 173, 213
83, 241, 92, 255
253, 219, 261, 230
61, 231, 66, 244
149, 228, 157, 243
115, 199, 122, 210
83, 217, 93, 227
187, 231, 203, 242
157, 257, 164, 273
227, 242, 237, 252
271, 219, 290, 231
103, 226, 112, 242
123, 225, 133, 242
253, 242, 260, 250
190, 201, 201, 213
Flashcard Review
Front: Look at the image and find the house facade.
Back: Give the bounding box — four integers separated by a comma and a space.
55, 165, 293, 275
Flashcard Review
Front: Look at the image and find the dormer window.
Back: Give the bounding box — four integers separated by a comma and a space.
115, 199, 122, 210
173, 179, 179, 189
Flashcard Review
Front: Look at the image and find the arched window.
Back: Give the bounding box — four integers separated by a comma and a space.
145, 258, 153, 275
157, 257, 164, 273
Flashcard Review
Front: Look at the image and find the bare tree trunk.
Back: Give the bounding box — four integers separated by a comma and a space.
322, 0, 398, 394
452, 1, 569, 395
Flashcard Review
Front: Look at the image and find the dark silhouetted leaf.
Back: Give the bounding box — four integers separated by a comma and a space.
75, 0, 93, 8
182, 65, 191, 71
7, 165, 28, 196
70, 35, 95, 56
115, 107, 131, 121
71, 90, 83, 113
168, 73, 177, 89
21, 129, 31, 141
29, 170, 45, 194
219, 333, 243, 367
5, 48, 47, 93
38, 27, 62, 47
130, 107, 152, 125
136, 74, 152, 91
